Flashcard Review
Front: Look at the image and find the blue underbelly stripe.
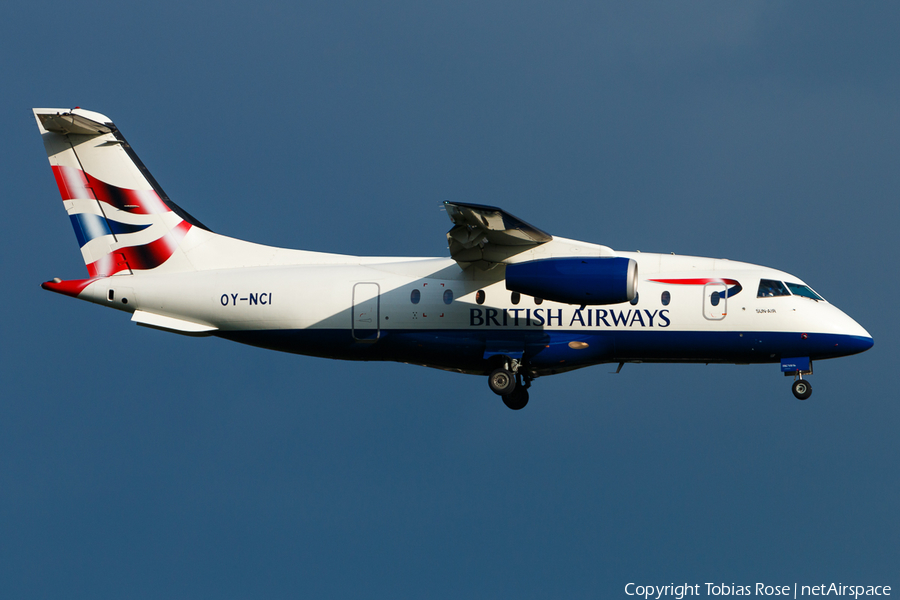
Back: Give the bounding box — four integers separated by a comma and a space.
214, 329, 873, 374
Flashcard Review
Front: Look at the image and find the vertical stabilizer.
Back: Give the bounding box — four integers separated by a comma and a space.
34, 108, 207, 278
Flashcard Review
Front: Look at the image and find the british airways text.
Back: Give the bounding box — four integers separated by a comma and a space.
469, 308, 670, 328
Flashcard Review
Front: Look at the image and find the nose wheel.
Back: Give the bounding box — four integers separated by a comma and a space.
792, 378, 812, 400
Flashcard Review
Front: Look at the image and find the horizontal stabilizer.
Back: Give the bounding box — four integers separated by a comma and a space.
131, 310, 217, 336
36, 109, 112, 136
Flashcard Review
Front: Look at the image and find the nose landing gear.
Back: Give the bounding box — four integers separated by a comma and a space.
782, 357, 813, 401
791, 377, 812, 400
488, 358, 533, 410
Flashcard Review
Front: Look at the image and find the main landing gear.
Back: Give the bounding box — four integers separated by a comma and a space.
488, 358, 532, 410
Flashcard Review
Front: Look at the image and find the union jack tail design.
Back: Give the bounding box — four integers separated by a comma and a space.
34, 108, 209, 279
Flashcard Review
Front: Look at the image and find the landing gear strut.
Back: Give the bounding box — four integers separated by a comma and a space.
792, 378, 812, 400
487, 358, 533, 410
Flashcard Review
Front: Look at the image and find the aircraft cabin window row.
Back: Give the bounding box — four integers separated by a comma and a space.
416, 289, 675, 306
757, 279, 823, 301
412, 289, 688, 307
411, 282, 819, 307
473, 290, 542, 306
409, 288, 457, 304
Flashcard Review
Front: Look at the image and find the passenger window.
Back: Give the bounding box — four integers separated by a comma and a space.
443, 289, 454, 305
710, 291, 720, 306
410, 289, 420, 304
630, 292, 639, 306
511, 291, 520, 305
534, 297, 543, 305
661, 291, 670, 306
476, 290, 485, 305
785, 282, 824, 301
757, 279, 790, 298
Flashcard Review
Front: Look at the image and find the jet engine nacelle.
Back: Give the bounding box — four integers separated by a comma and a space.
505, 257, 638, 305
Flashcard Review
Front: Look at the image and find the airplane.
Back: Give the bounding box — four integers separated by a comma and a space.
34, 107, 874, 409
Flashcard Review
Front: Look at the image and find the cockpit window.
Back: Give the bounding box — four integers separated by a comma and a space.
785, 282, 824, 301
757, 279, 790, 298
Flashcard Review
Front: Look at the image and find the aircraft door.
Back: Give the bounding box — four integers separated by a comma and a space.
352, 282, 380, 341
703, 282, 727, 320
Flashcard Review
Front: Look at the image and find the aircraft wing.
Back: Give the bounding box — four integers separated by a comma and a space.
444, 201, 552, 270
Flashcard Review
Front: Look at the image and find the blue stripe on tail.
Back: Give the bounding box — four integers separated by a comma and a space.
69, 213, 151, 247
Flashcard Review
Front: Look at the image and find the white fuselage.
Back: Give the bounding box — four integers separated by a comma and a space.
71, 246, 872, 377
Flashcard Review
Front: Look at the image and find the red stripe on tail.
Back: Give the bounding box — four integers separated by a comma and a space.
86, 221, 192, 277
50, 165, 170, 214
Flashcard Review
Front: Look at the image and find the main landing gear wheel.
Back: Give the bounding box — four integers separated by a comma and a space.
488, 368, 516, 396
792, 379, 812, 400
502, 387, 529, 410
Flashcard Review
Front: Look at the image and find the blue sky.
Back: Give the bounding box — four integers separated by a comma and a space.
2, 1, 898, 597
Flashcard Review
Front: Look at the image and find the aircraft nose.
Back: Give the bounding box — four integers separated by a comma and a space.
836, 312, 873, 356
843, 333, 874, 355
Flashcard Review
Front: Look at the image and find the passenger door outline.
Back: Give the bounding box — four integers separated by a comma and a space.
352, 282, 380, 341
703, 282, 727, 320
